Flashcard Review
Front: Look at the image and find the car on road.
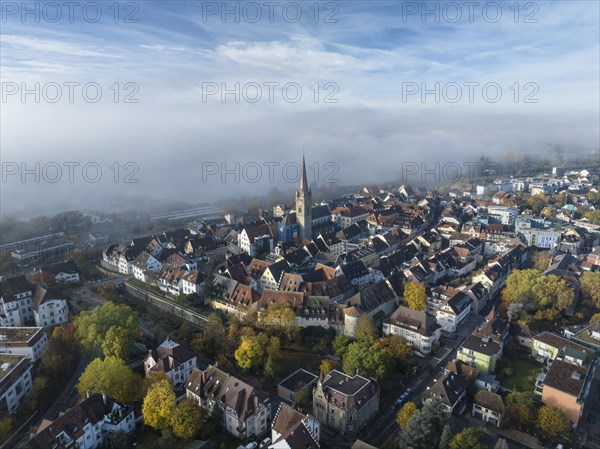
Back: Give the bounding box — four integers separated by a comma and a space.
245, 443, 258, 449
259, 438, 271, 448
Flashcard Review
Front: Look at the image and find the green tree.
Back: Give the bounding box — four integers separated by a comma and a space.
77, 356, 140, 404
294, 388, 311, 408
235, 334, 265, 371
439, 425, 453, 449
581, 272, 600, 308
537, 405, 572, 437
261, 303, 300, 342
404, 281, 427, 311
0, 416, 13, 443
399, 397, 449, 449
380, 335, 411, 363
396, 401, 417, 429
355, 315, 378, 343
171, 398, 204, 440
343, 341, 392, 380
585, 210, 600, 223
332, 333, 351, 358
142, 377, 177, 431
449, 428, 486, 449
102, 326, 131, 361
320, 359, 338, 376
506, 391, 537, 426
266, 336, 281, 361
74, 302, 139, 356
201, 272, 216, 302
590, 313, 600, 324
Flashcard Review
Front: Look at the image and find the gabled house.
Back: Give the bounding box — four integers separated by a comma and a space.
472, 390, 505, 427
32, 285, 69, 327
270, 403, 320, 449
144, 336, 197, 387
238, 224, 274, 257
186, 365, 271, 439
0, 276, 35, 327
422, 371, 466, 414
24, 393, 135, 449
383, 305, 441, 355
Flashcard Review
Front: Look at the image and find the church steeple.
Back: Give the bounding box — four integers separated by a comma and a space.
296, 155, 312, 243
300, 154, 309, 194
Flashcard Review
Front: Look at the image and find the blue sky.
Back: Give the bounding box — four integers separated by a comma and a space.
1, 1, 599, 215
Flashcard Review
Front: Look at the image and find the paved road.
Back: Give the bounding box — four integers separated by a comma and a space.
361, 313, 483, 448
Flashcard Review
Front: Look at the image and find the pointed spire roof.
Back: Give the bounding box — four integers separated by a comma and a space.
300, 155, 309, 193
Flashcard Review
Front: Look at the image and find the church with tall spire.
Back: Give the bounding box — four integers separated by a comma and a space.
296, 156, 312, 243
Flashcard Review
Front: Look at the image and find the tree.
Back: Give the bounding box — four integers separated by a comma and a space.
537, 405, 572, 437
332, 333, 351, 358
102, 326, 131, 361
235, 334, 265, 371
320, 359, 338, 376
74, 302, 138, 356
585, 210, 600, 223
41, 325, 78, 379
502, 269, 573, 320
171, 398, 204, 440
111, 430, 130, 449
201, 272, 216, 302
506, 391, 537, 426
262, 303, 301, 342
343, 341, 392, 380
494, 439, 509, 449
396, 401, 417, 429
355, 315, 378, 343
581, 272, 600, 307
399, 397, 449, 449
404, 281, 427, 311
295, 388, 311, 408
266, 336, 281, 361
590, 313, 600, 324
449, 428, 486, 449
439, 425, 453, 449
532, 251, 552, 271
142, 377, 176, 431
380, 335, 411, 363
77, 356, 140, 404
0, 416, 13, 443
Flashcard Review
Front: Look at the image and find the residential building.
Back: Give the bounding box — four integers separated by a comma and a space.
422, 371, 466, 413
144, 336, 197, 387
383, 305, 441, 355
564, 320, 600, 355
186, 365, 271, 439
472, 390, 505, 427
515, 216, 561, 248
0, 276, 35, 327
428, 287, 471, 333
537, 348, 596, 425
331, 207, 370, 230
0, 327, 48, 362
132, 251, 163, 282
531, 331, 592, 363
458, 335, 502, 374
312, 370, 379, 435
487, 206, 518, 227
238, 224, 274, 257
39, 260, 81, 284
33, 285, 69, 327
24, 393, 135, 449
0, 354, 32, 414
270, 403, 320, 449
277, 369, 318, 403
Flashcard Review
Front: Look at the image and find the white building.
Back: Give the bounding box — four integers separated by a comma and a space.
487, 206, 518, 227
429, 287, 472, 333
33, 286, 69, 327
144, 337, 197, 387
383, 305, 442, 355
132, 251, 163, 283
270, 403, 320, 448
238, 224, 274, 257
0, 327, 48, 362
0, 354, 33, 414
26, 393, 135, 449
0, 276, 35, 327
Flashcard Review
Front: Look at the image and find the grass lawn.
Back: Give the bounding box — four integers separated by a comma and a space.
503, 357, 544, 392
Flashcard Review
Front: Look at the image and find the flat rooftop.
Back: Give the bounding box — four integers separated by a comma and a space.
278, 369, 318, 392
0, 354, 25, 376
0, 327, 42, 343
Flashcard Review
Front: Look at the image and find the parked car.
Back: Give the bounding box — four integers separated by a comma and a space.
245, 443, 258, 449
259, 437, 272, 448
